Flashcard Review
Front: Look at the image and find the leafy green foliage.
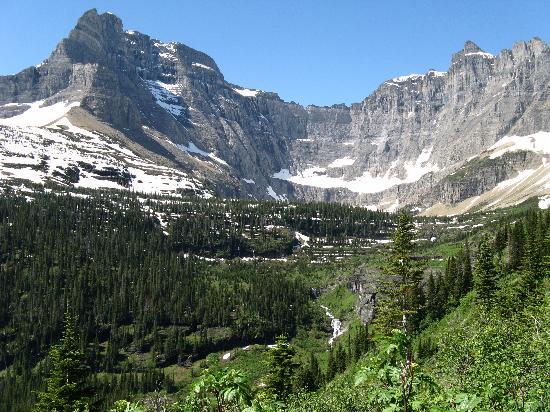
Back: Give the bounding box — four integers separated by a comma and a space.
108, 400, 146, 412
185, 368, 252, 411
431, 291, 549, 411
355, 330, 439, 411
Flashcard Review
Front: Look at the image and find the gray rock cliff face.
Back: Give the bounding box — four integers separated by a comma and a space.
1, 9, 549, 211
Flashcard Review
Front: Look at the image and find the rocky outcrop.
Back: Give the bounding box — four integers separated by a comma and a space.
348, 266, 387, 325
1, 9, 549, 212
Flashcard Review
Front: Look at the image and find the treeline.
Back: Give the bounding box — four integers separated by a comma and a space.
159, 198, 392, 258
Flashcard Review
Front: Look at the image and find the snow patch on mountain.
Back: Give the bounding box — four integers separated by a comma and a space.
192, 62, 215, 71
154, 41, 178, 61
487, 131, 550, 159
272, 169, 292, 180
272, 148, 438, 194
328, 156, 356, 168
233, 87, 260, 97
427, 70, 447, 77
493, 169, 536, 191
0, 100, 80, 127
0, 123, 212, 198
539, 195, 550, 209
404, 146, 439, 181
391, 74, 424, 83
266, 186, 287, 201
294, 231, 310, 247
146, 80, 185, 116
464, 51, 494, 59
174, 141, 229, 166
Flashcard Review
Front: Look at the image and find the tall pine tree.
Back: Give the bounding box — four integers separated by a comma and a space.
376, 213, 425, 335
264, 335, 297, 400
474, 238, 499, 309
34, 309, 92, 412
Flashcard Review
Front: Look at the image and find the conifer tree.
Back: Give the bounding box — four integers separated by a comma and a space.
434, 274, 448, 319
264, 335, 297, 400
374, 213, 424, 412
460, 241, 473, 295
352, 324, 369, 362
335, 344, 347, 373
508, 221, 524, 270
444, 256, 458, 307
308, 352, 322, 389
293, 352, 322, 392
425, 272, 437, 320
474, 238, 499, 308
376, 213, 425, 335
494, 224, 508, 255
516, 233, 543, 302
33, 309, 91, 412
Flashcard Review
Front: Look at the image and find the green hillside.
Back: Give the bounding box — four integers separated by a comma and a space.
0, 188, 548, 411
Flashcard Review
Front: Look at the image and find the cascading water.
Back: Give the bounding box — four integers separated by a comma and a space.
320, 305, 346, 346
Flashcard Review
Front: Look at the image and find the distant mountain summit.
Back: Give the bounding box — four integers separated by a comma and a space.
1, 9, 549, 213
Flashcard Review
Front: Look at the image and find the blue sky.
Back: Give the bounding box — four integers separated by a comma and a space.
1, 0, 549, 106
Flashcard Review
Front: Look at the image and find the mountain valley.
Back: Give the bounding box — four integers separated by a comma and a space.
0, 7, 549, 412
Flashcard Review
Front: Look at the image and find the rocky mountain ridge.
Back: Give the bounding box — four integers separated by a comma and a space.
0, 9, 549, 213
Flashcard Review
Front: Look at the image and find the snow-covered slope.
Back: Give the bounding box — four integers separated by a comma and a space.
486, 131, 550, 159
272, 146, 439, 194
0, 100, 80, 127
0, 107, 212, 197
422, 131, 550, 215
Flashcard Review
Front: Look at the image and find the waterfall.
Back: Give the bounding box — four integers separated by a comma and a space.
320, 305, 346, 346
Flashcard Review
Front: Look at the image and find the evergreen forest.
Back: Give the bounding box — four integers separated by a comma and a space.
0, 189, 547, 411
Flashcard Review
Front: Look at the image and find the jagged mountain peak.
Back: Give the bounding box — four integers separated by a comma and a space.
510, 37, 550, 57
463, 40, 482, 53
0, 10, 549, 214
53, 9, 125, 67
40, 9, 223, 82
451, 40, 494, 65
74, 8, 123, 34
